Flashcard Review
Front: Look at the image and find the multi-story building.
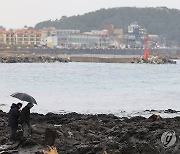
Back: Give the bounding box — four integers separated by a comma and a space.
59, 34, 107, 49
127, 22, 149, 48
128, 22, 147, 39
128, 22, 140, 34
56, 29, 81, 46
148, 35, 159, 48
88, 30, 108, 36
0, 31, 7, 45
0, 30, 15, 46
57, 29, 80, 36
114, 29, 123, 37
125, 35, 136, 48
15, 30, 41, 45
0, 29, 41, 46
41, 36, 58, 48
112, 28, 125, 48
40, 27, 57, 38
104, 24, 114, 35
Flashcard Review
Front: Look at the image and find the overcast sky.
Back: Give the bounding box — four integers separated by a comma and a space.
0, 0, 180, 29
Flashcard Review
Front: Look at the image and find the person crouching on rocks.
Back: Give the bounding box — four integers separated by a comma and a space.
19, 103, 34, 139
8, 102, 22, 142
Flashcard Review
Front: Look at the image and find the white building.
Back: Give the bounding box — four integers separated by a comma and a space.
57, 30, 80, 35
128, 22, 140, 34
41, 36, 58, 48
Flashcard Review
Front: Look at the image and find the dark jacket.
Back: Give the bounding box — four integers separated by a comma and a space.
19, 105, 30, 125
8, 103, 20, 127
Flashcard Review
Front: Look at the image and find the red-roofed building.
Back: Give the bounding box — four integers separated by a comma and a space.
0, 29, 41, 46
0, 30, 15, 45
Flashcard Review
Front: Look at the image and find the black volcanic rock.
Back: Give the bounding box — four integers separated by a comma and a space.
0, 56, 69, 63
0, 111, 180, 153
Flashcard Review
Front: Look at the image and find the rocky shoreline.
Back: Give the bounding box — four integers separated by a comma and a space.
132, 56, 176, 64
0, 55, 70, 63
1, 110, 180, 154
0, 54, 177, 64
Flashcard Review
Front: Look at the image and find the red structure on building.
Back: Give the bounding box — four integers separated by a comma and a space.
144, 35, 149, 59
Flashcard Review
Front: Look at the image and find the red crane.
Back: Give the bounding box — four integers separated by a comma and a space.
144, 35, 149, 59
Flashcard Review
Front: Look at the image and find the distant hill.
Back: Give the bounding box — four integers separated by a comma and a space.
0, 26, 5, 30
35, 7, 180, 44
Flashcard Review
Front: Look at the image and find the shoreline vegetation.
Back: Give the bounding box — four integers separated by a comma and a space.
1, 110, 180, 153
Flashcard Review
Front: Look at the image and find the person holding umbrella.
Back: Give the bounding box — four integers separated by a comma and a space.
10, 92, 37, 139
19, 102, 34, 139
8, 102, 22, 142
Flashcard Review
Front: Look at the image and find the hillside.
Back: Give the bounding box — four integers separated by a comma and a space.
35, 7, 180, 44
0, 26, 5, 30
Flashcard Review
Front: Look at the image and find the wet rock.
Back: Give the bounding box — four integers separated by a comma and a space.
148, 114, 162, 122
133, 56, 176, 64
0, 56, 69, 63
0, 118, 5, 127
119, 142, 139, 154
74, 144, 93, 154
1, 111, 180, 153
164, 109, 179, 113
19, 139, 39, 148
129, 116, 146, 122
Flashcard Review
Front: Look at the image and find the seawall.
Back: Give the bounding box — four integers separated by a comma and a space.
0, 48, 180, 63
1, 48, 180, 58
70, 56, 133, 63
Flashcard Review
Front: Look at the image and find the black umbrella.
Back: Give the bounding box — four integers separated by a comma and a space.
11, 92, 37, 105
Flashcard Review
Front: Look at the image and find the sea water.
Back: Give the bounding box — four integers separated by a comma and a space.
0, 61, 180, 117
